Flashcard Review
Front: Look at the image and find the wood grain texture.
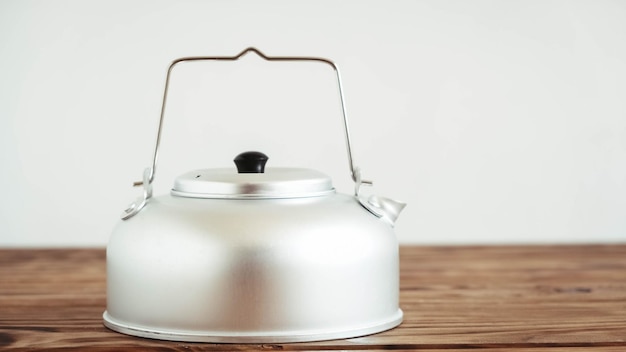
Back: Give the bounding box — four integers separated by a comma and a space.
1, 245, 625, 351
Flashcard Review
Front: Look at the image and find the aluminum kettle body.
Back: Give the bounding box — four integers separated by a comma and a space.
104, 193, 402, 342
104, 48, 406, 342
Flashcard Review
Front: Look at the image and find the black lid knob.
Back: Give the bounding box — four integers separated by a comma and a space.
234, 151, 268, 173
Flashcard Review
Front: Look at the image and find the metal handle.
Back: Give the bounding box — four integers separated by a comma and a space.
123, 47, 371, 220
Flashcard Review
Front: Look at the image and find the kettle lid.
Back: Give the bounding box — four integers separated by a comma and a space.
171, 152, 334, 199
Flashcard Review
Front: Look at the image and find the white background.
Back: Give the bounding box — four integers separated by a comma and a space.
1, 0, 625, 247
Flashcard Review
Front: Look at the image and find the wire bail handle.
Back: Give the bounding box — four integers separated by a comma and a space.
122, 47, 372, 220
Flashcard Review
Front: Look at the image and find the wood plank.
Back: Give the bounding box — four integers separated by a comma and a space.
1, 246, 625, 350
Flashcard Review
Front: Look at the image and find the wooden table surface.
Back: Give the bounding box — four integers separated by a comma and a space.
1, 245, 625, 351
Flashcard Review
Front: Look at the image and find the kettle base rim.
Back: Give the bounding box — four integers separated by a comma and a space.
102, 309, 403, 343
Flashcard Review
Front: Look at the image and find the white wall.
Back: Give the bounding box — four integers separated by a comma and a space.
1, 0, 625, 246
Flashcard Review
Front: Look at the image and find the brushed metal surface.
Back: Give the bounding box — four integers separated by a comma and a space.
106, 193, 401, 342
172, 167, 334, 199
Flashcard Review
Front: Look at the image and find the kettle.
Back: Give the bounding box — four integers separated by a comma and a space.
103, 48, 406, 343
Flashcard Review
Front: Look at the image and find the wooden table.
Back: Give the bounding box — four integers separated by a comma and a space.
1, 245, 625, 351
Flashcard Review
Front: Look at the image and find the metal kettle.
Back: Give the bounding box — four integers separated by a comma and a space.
103, 48, 406, 343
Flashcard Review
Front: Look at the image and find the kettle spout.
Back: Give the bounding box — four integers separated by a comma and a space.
365, 195, 406, 226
